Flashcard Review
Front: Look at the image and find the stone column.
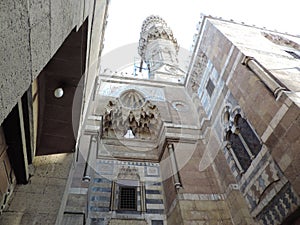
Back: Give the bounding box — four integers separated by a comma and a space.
167, 143, 181, 190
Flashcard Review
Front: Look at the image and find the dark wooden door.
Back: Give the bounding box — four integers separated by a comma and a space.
0, 126, 15, 212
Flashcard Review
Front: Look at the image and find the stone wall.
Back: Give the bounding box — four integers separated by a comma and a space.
187, 16, 300, 224
0, 0, 108, 126
0, 153, 73, 225
63, 130, 166, 225
226, 59, 300, 225
178, 199, 231, 225
209, 19, 300, 92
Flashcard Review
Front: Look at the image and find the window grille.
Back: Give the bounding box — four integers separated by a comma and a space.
119, 186, 137, 210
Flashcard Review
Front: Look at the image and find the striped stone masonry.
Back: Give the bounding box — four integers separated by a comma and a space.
88, 159, 166, 224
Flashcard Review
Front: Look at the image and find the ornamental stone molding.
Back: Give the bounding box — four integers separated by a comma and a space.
188, 51, 209, 93
171, 101, 189, 112
117, 166, 140, 180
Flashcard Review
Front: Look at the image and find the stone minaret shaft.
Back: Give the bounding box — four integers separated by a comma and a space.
138, 15, 179, 76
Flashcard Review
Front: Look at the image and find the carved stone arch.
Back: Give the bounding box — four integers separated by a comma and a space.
233, 113, 242, 127
221, 104, 232, 127
220, 105, 233, 148
230, 108, 262, 157
231, 106, 244, 125
171, 100, 189, 112
223, 126, 232, 142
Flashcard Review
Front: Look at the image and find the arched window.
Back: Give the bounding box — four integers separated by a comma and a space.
223, 110, 262, 174
226, 131, 251, 172
235, 115, 261, 156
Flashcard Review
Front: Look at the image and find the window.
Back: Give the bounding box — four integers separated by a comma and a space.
235, 115, 261, 156
119, 186, 137, 210
225, 113, 262, 174
206, 78, 215, 97
152, 220, 164, 225
227, 131, 251, 171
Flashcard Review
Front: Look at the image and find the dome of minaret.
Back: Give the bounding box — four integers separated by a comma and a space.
141, 15, 168, 33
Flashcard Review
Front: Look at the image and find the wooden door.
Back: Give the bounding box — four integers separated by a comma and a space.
0, 126, 15, 212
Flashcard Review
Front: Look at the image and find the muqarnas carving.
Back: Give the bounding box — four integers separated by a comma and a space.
103, 90, 162, 140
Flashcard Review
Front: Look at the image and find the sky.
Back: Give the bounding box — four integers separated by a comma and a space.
101, 0, 299, 72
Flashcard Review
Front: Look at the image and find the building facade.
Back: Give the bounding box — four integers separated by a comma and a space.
62, 15, 300, 225
0, 6, 299, 225
184, 15, 300, 225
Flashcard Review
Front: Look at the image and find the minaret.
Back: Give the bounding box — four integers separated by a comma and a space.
138, 15, 185, 82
